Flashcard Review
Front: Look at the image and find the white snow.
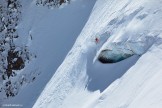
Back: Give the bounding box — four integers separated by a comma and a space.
1, 0, 96, 107
2, 0, 162, 108
33, 0, 162, 108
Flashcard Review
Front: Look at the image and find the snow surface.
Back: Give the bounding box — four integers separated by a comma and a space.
2, 0, 162, 108
33, 0, 162, 108
1, 0, 96, 107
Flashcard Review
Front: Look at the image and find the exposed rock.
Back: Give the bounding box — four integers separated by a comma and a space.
36, 0, 70, 8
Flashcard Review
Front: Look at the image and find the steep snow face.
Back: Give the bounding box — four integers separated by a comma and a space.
1, 0, 96, 107
94, 0, 159, 63
90, 45, 162, 108
86, 0, 162, 108
34, 0, 162, 108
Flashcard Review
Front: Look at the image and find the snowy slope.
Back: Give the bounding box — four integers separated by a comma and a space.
1, 0, 162, 107
1, 0, 96, 107
33, 0, 162, 108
